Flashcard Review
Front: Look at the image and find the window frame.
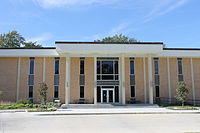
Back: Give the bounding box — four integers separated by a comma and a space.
155, 85, 160, 98
54, 85, 59, 99
80, 85, 84, 99
54, 57, 60, 75
29, 57, 35, 75
130, 85, 136, 98
28, 85, 33, 99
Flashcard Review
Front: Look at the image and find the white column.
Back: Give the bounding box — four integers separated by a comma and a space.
148, 56, 153, 104
16, 57, 21, 102
143, 57, 147, 104
120, 56, 126, 104
42, 57, 46, 82
167, 57, 172, 103
94, 56, 97, 104
190, 58, 196, 105
65, 57, 70, 105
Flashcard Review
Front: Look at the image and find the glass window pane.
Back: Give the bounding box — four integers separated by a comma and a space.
154, 59, 159, 74
54, 86, 59, 98
97, 61, 100, 74
102, 61, 113, 74
30, 59, 34, 74
115, 86, 119, 102
55, 59, 59, 74
130, 60, 134, 74
80, 86, 84, 98
114, 61, 118, 74
97, 86, 101, 102
131, 86, 135, 97
80, 60, 84, 74
102, 75, 114, 80
155, 86, 160, 97
29, 86, 33, 98
178, 59, 183, 75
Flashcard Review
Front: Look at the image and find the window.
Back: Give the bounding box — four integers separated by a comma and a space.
178, 58, 184, 81
28, 86, 33, 98
80, 58, 85, 75
131, 86, 135, 98
80, 86, 84, 98
97, 86, 101, 102
155, 86, 160, 98
54, 86, 59, 99
115, 86, 119, 102
97, 59, 119, 80
154, 58, 159, 75
29, 57, 34, 74
54, 57, 60, 74
130, 58, 135, 75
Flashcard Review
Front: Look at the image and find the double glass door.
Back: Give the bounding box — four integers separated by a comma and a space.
101, 88, 115, 103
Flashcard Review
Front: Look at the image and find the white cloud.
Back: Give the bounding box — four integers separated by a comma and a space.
27, 32, 52, 43
33, 0, 119, 8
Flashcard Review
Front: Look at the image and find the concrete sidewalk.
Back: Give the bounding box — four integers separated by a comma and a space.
31, 108, 200, 115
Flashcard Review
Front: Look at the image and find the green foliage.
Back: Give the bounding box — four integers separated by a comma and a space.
0, 91, 3, 96
175, 81, 189, 106
95, 34, 137, 43
38, 82, 48, 105
38, 102, 61, 109
16, 98, 31, 104
0, 30, 42, 48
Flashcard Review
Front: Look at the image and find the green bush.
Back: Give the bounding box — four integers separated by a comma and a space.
16, 98, 31, 104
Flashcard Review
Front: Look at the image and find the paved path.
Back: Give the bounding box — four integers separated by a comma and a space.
1, 112, 200, 133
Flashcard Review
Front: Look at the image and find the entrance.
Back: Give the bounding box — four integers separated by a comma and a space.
101, 88, 115, 103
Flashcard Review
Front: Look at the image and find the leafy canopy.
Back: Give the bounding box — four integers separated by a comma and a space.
95, 34, 137, 43
0, 30, 42, 48
175, 81, 189, 106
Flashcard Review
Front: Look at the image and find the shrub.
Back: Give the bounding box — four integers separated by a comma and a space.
16, 98, 31, 104
38, 82, 48, 105
175, 81, 189, 106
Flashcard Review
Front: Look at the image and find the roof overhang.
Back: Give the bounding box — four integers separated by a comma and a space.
56, 43, 163, 56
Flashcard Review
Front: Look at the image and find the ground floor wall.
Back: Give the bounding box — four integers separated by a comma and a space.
0, 56, 200, 105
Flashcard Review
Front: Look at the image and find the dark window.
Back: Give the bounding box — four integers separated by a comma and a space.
80, 59, 84, 74
102, 61, 113, 74
28, 86, 33, 98
154, 58, 159, 75
178, 58, 183, 75
115, 86, 119, 102
97, 61, 100, 74
130, 60, 135, 75
155, 86, 160, 98
114, 61, 118, 74
54, 86, 59, 99
131, 86, 135, 98
54, 58, 60, 74
97, 86, 101, 102
29, 58, 34, 74
80, 86, 84, 98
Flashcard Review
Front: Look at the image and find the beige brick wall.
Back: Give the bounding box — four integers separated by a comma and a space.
59, 57, 66, 103
70, 57, 80, 103
0, 57, 18, 102
193, 58, 200, 100
169, 58, 178, 98
125, 57, 130, 103
85, 57, 94, 103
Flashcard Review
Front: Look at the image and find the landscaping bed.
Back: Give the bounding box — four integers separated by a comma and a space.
166, 106, 199, 110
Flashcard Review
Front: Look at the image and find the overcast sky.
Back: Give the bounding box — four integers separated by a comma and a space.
0, 0, 199, 47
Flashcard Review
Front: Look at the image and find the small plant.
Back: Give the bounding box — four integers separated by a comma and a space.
175, 81, 189, 107
38, 82, 48, 105
16, 98, 31, 104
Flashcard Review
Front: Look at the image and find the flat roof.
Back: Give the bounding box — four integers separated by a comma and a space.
55, 41, 164, 45
0, 47, 56, 49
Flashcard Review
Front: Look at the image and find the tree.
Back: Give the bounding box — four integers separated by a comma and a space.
23, 41, 42, 48
38, 82, 48, 105
0, 30, 42, 48
175, 81, 189, 106
95, 34, 137, 43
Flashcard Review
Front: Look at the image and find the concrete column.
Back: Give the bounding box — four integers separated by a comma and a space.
16, 57, 21, 102
120, 56, 126, 104
167, 57, 172, 103
148, 56, 153, 104
94, 56, 97, 104
143, 57, 147, 104
65, 57, 70, 105
190, 58, 196, 105
42, 57, 46, 82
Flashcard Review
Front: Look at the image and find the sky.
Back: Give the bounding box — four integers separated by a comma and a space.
0, 0, 200, 47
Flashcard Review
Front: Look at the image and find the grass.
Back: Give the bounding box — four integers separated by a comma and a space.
166, 106, 199, 110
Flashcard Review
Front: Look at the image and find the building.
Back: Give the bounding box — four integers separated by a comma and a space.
0, 42, 200, 105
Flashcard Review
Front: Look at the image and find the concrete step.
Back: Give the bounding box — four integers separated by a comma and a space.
60, 104, 159, 109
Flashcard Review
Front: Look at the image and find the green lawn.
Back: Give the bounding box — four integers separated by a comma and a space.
166, 106, 199, 110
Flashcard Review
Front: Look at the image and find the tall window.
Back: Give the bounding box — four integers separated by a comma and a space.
130, 58, 135, 98
178, 58, 184, 81
80, 58, 85, 99
28, 57, 34, 99
154, 58, 160, 98
97, 59, 118, 80
54, 57, 60, 74
54, 57, 60, 99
